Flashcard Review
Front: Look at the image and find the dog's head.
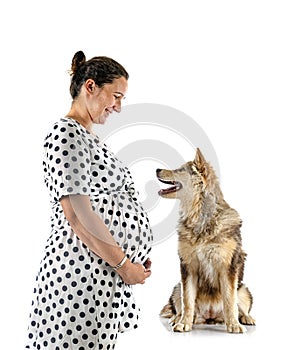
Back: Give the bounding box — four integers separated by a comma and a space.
156, 148, 220, 201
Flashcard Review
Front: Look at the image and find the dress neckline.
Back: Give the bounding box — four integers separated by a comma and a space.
63, 116, 97, 137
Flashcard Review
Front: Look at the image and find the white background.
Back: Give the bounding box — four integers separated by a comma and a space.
1, 0, 289, 349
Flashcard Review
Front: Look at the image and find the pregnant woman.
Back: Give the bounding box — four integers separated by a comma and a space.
25, 51, 153, 350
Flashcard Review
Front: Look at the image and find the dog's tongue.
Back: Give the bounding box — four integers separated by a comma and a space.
158, 183, 181, 195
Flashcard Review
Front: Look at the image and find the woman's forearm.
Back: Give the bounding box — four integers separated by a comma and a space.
60, 195, 125, 267
69, 210, 125, 267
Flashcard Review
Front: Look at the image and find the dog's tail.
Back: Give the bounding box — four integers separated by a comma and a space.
160, 302, 174, 318
160, 282, 181, 318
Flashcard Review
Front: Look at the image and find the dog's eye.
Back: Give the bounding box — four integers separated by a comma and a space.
177, 167, 186, 172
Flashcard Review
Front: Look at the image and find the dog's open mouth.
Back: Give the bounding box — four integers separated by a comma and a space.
157, 178, 183, 195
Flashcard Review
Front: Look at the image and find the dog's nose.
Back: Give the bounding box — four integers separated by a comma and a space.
156, 168, 161, 175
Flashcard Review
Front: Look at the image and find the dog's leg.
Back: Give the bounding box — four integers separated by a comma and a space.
238, 285, 256, 325
172, 262, 197, 332
220, 271, 246, 333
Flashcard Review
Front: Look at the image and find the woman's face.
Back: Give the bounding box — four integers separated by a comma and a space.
87, 76, 128, 124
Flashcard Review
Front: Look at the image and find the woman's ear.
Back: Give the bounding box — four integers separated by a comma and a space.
84, 79, 97, 94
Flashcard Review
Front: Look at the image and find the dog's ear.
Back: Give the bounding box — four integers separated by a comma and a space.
194, 148, 207, 175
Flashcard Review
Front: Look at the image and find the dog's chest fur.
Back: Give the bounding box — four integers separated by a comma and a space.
179, 236, 237, 287
177, 205, 242, 294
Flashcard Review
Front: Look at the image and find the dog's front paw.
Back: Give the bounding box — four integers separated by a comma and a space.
172, 320, 192, 332
227, 322, 247, 333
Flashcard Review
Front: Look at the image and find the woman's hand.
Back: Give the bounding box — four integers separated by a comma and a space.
143, 258, 152, 271
117, 259, 152, 285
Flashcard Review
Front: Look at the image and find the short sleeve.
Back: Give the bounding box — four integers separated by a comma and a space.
43, 121, 91, 201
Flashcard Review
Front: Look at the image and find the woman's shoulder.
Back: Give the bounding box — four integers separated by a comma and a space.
52, 117, 83, 132
45, 117, 87, 140
43, 117, 100, 151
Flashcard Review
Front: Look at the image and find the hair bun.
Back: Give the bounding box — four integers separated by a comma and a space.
70, 51, 86, 75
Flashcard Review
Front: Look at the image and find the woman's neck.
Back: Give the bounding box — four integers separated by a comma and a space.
66, 101, 92, 131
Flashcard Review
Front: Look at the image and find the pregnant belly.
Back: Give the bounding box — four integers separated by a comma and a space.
92, 194, 153, 264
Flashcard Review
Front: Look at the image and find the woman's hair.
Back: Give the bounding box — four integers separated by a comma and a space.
69, 51, 129, 99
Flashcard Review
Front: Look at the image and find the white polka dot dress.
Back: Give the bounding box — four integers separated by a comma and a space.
25, 117, 153, 350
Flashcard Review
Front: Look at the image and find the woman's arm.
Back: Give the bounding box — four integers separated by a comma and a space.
60, 194, 151, 285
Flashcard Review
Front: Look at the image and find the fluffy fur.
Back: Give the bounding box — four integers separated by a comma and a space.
156, 148, 255, 333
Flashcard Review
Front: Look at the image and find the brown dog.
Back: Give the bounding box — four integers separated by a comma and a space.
156, 148, 255, 333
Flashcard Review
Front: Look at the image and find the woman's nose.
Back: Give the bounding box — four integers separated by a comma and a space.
113, 100, 122, 113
